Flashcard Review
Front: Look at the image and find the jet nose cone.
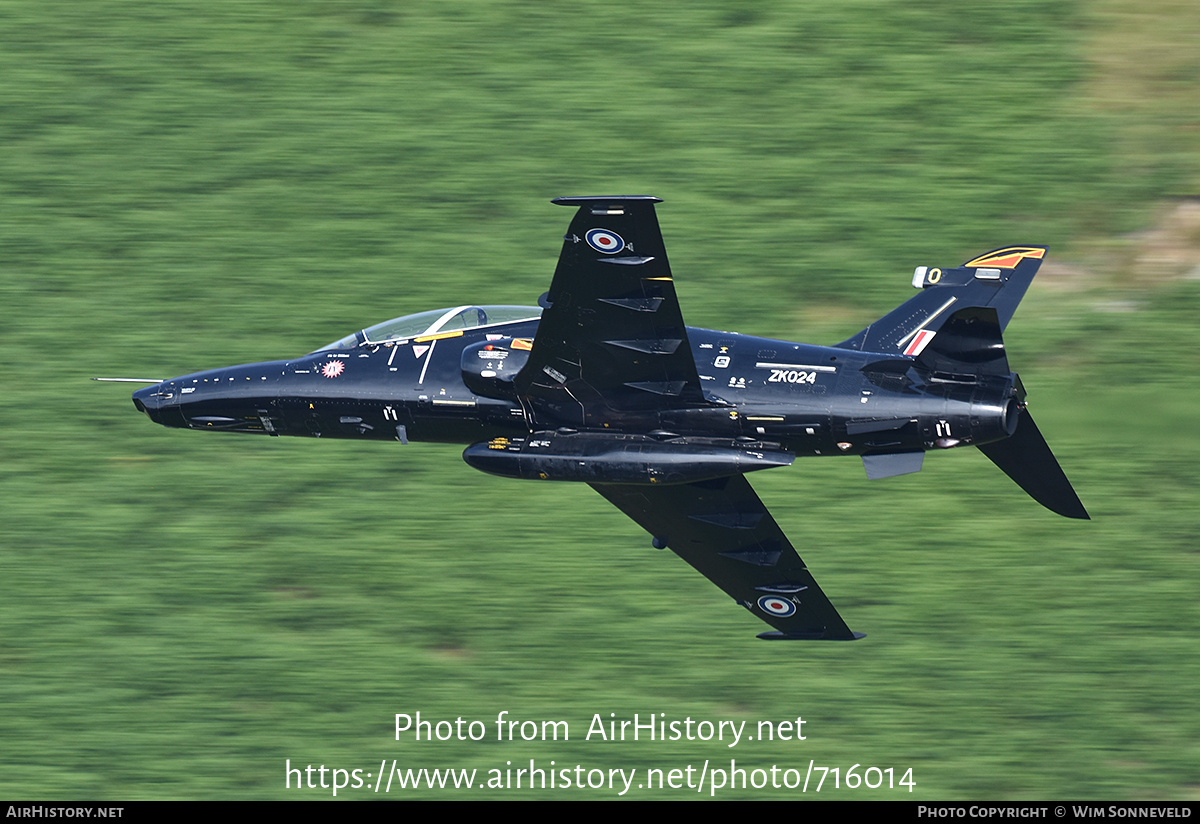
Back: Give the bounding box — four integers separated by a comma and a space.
132, 381, 184, 427
131, 383, 155, 413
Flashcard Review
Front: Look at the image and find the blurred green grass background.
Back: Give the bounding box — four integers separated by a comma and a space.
2, 0, 1199, 799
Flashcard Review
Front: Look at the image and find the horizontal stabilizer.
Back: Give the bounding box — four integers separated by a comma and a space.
978, 409, 1089, 519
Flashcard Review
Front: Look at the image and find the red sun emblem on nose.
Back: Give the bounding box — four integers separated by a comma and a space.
321, 360, 345, 378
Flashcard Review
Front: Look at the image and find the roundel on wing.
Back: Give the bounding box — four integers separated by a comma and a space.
585, 228, 625, 254
757, 595, 797, 617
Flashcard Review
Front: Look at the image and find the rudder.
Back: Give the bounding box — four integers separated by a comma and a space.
837, 246, 1047, 354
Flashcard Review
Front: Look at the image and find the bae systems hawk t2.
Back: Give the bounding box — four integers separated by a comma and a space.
109, 196, 1088, 640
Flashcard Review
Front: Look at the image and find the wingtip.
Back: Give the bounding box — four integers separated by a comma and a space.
757, 630, 866, 641
551, 195, 663, 206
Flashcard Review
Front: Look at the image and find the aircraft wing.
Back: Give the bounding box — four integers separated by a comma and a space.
514, 196, 709, 426
591, 476, 862, 640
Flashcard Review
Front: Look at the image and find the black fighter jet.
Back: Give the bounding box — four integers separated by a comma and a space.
109, 196, 1087, 640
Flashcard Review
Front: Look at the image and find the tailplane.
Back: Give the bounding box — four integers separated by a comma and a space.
978, 408, 1089, 519
840, 245, 1088, 519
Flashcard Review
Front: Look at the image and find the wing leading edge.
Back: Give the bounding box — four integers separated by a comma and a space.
592, 476, 862, 641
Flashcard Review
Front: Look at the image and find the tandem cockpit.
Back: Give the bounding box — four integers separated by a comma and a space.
315, 305, 542, 352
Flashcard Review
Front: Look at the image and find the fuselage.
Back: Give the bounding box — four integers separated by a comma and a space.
132, 304, 1019, 462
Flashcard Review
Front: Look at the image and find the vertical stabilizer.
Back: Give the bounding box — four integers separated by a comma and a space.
838, 246, 1047, 353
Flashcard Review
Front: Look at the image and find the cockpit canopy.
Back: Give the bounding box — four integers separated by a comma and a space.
317, 305, 541, 352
